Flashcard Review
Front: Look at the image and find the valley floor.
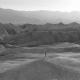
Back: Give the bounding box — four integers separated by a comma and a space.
0, 52, 80, 80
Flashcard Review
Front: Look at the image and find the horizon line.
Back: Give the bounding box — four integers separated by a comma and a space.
0, 7, 80, 13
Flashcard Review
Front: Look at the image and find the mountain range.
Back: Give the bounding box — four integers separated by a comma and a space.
0, 8, 80, 24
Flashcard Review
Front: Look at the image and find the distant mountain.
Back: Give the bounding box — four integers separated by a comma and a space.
22, 11, 80, 24
0, 8, 42, 24
0, 8, 80, 24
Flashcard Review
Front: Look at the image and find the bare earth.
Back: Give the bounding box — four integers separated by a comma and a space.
1, 52, 80, 73
0, 52, 80, 80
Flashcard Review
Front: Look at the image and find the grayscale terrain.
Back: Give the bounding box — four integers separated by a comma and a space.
0, 43, 80, 80
0, 8, 80, 80
0, 8, 80, 24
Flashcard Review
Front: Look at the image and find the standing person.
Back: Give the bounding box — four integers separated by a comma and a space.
44, 49, 47, 57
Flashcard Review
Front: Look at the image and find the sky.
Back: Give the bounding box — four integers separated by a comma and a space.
0, 0, 80, 12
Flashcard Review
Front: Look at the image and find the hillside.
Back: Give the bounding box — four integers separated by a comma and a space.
0, 23, 79, 47
0, 8, 42, 24
1, 8, 80, 24
0, 22, 80, 47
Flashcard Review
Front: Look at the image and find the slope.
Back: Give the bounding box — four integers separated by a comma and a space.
0, 60, 80, 80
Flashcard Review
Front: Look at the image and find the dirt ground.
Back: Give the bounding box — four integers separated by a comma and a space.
0, 52, 80, 73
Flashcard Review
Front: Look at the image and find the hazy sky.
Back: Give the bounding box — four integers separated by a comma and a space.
0, 0, 80, 12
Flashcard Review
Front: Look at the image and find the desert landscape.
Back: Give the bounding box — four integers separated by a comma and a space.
0, 43, 80, 80
0, 0, 80, 79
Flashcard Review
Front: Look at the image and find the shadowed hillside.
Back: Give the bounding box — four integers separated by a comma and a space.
0, 22, 80, 47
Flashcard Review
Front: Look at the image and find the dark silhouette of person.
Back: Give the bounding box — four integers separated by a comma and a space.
44, 50, 47, 57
